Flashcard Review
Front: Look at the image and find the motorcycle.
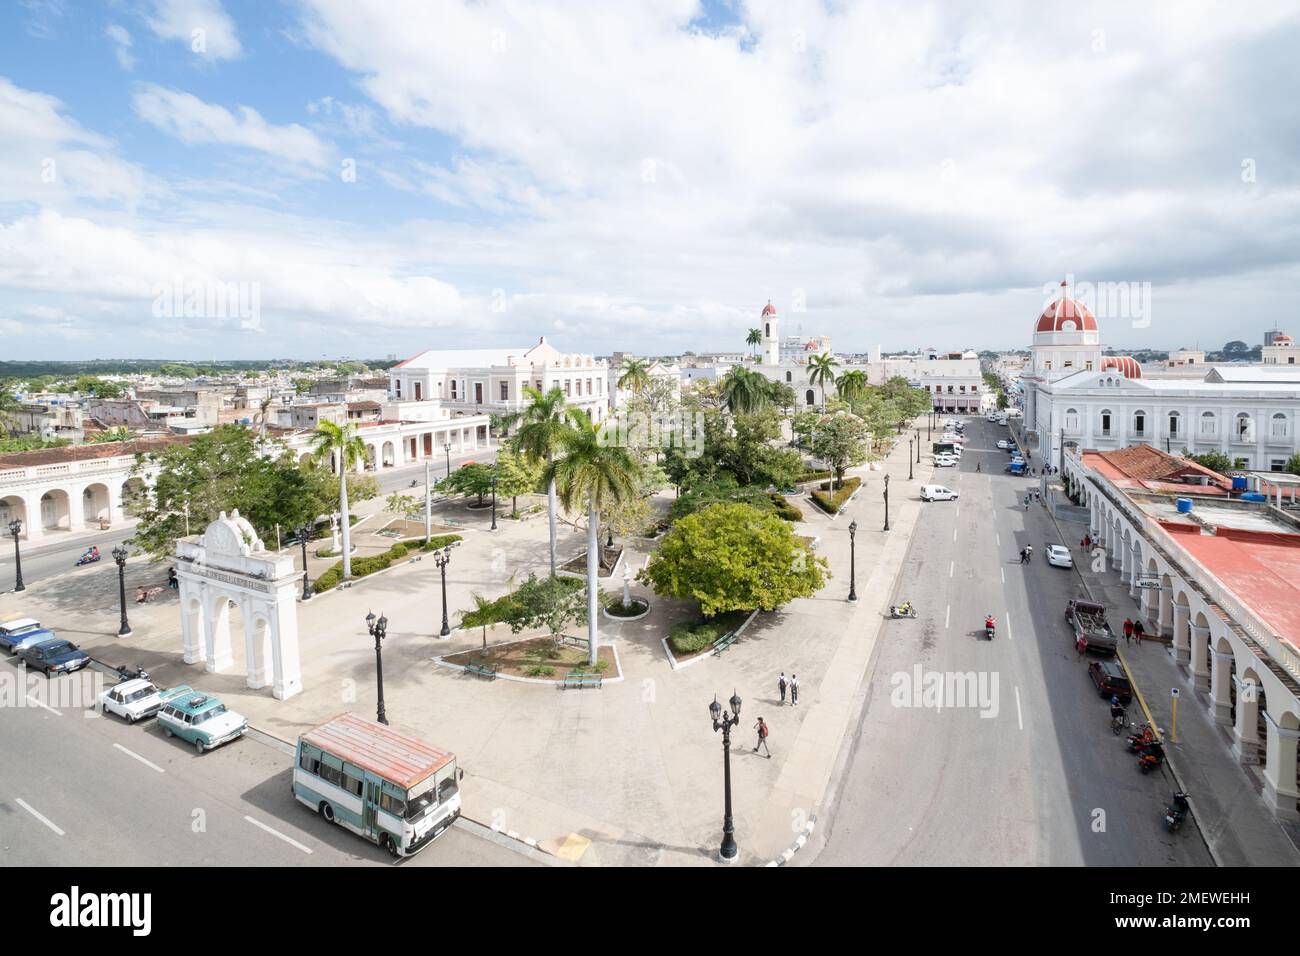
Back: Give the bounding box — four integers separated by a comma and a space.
984, 620, 996, 640
1126, 724, 1156, 752
889, 603, 917, 619
1165, 792, 1190, 832
409, 479, 419, 488
116, 664, 150, 683
76, 551, 102, 566
1138, 741, 1165, 773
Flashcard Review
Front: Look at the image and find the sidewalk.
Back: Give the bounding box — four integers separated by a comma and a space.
1045, 480, 1300, 866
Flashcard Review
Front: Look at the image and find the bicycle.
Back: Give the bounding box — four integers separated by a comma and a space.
1110, 711, 1130, 735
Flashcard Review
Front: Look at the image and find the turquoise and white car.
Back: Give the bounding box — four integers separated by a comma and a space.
158, 689, 248, 753
0, 618, 55, 655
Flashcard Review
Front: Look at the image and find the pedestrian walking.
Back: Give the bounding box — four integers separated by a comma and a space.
778, 672, 788, 705
1024, 496, 1030, 511
752, 717, 771, 757
1133, 619, 1145, 643
790, 674, 799, 706
976, 462, 981, 473
1123, 618, 1134, 644
1076, 634, 1088, 659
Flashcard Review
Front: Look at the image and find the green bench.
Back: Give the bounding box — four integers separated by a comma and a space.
711, 632, 739, 654
562, 672, 602, 690
464, 661, 497, 680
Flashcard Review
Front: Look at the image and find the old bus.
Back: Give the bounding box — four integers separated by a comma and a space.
293, 712, 462, 858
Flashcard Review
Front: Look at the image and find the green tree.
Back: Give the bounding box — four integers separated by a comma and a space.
807, 353, 840, 409
812, 413, 871, 488
385, 493, 419, 516
1284, 453, 1300, 476
0, 386, 22, 434
439, 462, 495, 505
746, 327, 763, 358
721, 366, 770, 415
74, 376, 125, 398
640, 503, 828, 617
765, 379, 797, 416
494, 447, 544, 514
516, 385, 573, 576
547, 408, 639, 665
617, 357, 651, 394
1188, 450, 1234, 474
308, 420, 367, 579
502, 573, 587, 645
87, 427, 133, 443
837, 369, 869, 404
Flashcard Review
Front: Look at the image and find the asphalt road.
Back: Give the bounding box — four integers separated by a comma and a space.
0, 527, 135, 594
814, 415, 1212, 866
0, 659, 539, 867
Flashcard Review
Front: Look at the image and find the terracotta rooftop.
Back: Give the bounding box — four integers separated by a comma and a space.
1082, 445, 1231, 494
0, 435, 192, 469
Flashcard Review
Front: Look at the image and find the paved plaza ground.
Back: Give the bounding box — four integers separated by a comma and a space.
0, 424, 933, 866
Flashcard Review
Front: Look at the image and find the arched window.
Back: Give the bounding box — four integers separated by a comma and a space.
805, 389, 815, 406
1100, 409, 1113, 436
1199, 411, 1216, 436
1167, 411, 1180, 437
765, 323, 771, 337
1132, 410, 1146, 436
1065, 408, 1079, 431
785, 371, 792, 382
1271, 412, 1288, 439
1235, 413, 1254, 442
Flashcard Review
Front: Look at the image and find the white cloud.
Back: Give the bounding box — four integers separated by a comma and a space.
132, 84, 333, 171
145, 0, 242, 60
106, 24, 135, 72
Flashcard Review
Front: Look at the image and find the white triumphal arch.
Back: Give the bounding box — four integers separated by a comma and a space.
174, 510, 303, 700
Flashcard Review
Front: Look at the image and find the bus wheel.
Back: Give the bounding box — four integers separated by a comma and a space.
319, 802, 335, 823
383, 833, 400, 858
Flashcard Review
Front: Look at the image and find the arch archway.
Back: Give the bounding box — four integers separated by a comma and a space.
120, 477, 148, 518
381, 441, 396, 468
0, 495, 28, 537
1234, 665, 1264, 765
39, 489, 71, 533
805, 388, 815, 406
82, 482, 111, 529
1210, 635, 1236, 725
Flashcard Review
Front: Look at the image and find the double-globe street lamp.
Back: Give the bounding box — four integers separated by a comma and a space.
295, 523, 314, 601
908, 440, 914, 481
709, 691, 743, 863
847, 520, 858, 602
365, 610, 389, 725
434, 545, 453, 637
112, 544, 132, 637
883, 473, 891, 532
7, 519, 23, 593
915, 428, 921, 463
490, 474, 498, 531
444, 441, 453, 480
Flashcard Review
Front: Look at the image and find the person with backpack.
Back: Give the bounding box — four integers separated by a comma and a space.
778, 672, 788, 705
1133, 619, 1145, 643
752, 717, 771, 757
789, 674, 800, 706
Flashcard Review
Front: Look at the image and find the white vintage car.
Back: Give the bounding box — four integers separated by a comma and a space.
98, 678, 170, 724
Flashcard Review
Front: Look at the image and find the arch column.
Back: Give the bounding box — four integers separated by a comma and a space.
1171, 602, 1190, 665
1189, 623, 1211, 690
1209, 647, 1233, 725
1230, 675, 1260, 765
244, 605, 273, 690
1127, 543, 1141, 599
206, 595, 234, 673
1156, 582, 1173, 637
1261, 715, 1300, 821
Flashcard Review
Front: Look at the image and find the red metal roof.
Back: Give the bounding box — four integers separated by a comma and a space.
301, 712, 454, 789
1035, 282, 1097, 333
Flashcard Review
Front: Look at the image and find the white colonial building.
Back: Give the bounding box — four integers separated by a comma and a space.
1022, 282, 1300, 472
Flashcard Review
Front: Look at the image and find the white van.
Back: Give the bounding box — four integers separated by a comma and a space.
921, 484, 959, 501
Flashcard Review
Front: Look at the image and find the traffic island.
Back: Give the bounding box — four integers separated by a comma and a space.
441, 636, 619, 684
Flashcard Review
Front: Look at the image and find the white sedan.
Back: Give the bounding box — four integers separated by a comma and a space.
934, 455, 958, 467
997, 439, 1011, 450
98, 678, 168, 723
1045, 544, 1074, 568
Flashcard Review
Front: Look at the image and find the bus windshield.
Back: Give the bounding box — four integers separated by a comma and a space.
403, 774, 438, 821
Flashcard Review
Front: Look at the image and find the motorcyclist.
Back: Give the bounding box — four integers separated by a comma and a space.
899, 601, 912, 615
984, 614, 996, 634
1024, 544, 1033, 561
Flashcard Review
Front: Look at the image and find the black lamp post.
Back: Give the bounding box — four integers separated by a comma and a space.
295, 524, 313, 601
112, 544, 131, 637
848, 520, 858, 602
434, 545, 453, 637
883, 473, 891, 532
444, 441, 452, 479
490, 474, 498, 531
7, 519, 23, 593
908, 440, 914, 481
709, 690, 743, 863
915, 428, 921, 463
365, 610, 389, 725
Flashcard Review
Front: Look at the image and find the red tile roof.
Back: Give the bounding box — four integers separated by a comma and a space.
0, 435, 191, 469
1082, 445, 1230, 494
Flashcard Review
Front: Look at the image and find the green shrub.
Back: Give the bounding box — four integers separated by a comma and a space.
798, 469, 832, 483
669, 621, 721, 654
768, 493, 803, 522
526, 664, 555, 678
811, 476, 862, 514
313, 534, 463, 589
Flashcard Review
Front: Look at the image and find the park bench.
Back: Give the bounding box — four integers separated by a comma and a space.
559, 635, 591, 652
377, 528, 403, 538
562, 673, 602, 690
711, 632, 738, 654
464, 661, 497, 680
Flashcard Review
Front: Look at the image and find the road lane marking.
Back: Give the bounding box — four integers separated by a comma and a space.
945, 605, 950, 629
113, 742, 165, 774
25, 695, 63, 716
244, 815, 313, 854
949, 561, 954, 578
952, 528, 958, 542
1005, 614, 1013, 642
996, 532, 1000, 547
15, 798, 65, 836
1000, 567, 1005, 584
1015, 687, 1024, 730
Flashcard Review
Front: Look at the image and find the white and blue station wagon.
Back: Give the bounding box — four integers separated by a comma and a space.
158, 689, 248, 753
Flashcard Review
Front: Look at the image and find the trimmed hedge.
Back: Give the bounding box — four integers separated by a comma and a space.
810, 476, 862, 514
768, 493, 804, 522
669, 621, 724, 654
798, 469, 832, 484
313, 534, 462, 591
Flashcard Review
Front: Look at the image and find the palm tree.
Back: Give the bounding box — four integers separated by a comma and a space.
837, 369, 868, 405
746, 328, 763, 359
807, 353, 841, 410
721, 366, 770, 415
308, 420, 367, 580
515, 385, 573, 576
547, 409, 638, 666
254, 395, 274, 441
463, 592, 496, 657
618, 357, 651, 394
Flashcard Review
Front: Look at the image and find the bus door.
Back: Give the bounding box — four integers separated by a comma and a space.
363, 772, 383, 840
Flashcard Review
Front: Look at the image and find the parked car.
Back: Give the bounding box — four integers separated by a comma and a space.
0, 618, 55, 655
1045, 544, 1074, 568
17, 638, 90, 676
98, 678, 174, 723
997, 439, 1011, 450
158, 690, 247, 753
934, 455, 957, 467
921, 484, 959, 501
1088, 660, 1132, 705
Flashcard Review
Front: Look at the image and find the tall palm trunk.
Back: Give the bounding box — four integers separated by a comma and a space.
546, 451, 558, 576
586, 492, 599, 667
339, 458, 352, 580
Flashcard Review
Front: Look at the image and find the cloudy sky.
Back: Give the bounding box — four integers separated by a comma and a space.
2, 0, 1298, 360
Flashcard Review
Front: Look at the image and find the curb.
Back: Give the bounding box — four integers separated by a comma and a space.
661, 608, 761, 671
432, 639, 626, 686
765, 815, 817, 866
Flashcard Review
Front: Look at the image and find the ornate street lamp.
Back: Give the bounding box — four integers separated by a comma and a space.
295, 523, 313, 601
848, 520, 858, 603
908, 440, 914, 481
7, 519, 23, 593
112, 545, 132, 637
490, 474, 498, 531
883, 473, 891, 532
709, 690, 743, 863
915, 428, 921, 463
434, 546, 453, 637
365, 610, 389, 725
444, 441, 452, 479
